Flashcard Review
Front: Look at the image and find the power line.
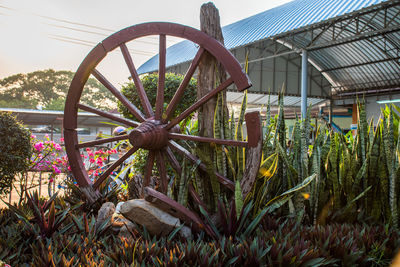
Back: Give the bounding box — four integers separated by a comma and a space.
36, 13, 116, 33
1, 4, 180, 45
45, 23, 161, 46
48, 36, 93, 47
0, 5, 16, 11
44, 23, 109, 37
48, 34, 155, 56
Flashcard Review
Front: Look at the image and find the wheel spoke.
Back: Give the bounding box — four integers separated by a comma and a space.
163, 147, 181, 174
155, 34, 166, 120
188, 184, 208, 211
93, 146, 138, 189
164, 47, 205, 122
156, 150, 168, 194
76, 135, 129, 149
143, 151, 156, 189
92, 69, 145, 122
168, 141, 234, 191
165, 77, 234, 130
77, 103, 139, 127
120, 43, 154, 118
168, 133, 247, 147
163, 147, 208, 210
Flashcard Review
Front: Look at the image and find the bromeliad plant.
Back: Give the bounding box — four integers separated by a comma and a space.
7, 191, 72, 239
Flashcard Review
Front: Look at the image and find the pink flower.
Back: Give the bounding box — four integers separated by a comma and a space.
88, 152, 94, 157
89, 158, 95, 163
67, 166, 71, 171
54, 144, 62, 151
53, 165, 61, 174
96, 159, 103, 166
60, 137, 64, 143
31, 134, 36, 139
34, 142, 44, 152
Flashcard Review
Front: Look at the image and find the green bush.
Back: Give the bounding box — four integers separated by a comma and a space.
118, 72, 197, 121
0, 112, 31, 195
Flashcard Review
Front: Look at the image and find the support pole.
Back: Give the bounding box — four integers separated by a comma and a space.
301, 49, 308, 119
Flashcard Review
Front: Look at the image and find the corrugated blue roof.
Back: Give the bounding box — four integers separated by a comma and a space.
138, 0, 387, 74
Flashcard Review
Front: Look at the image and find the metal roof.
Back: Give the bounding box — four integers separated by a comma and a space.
227, 92, 326, 106
138, 0, 387, 74
137, 0, 400, 101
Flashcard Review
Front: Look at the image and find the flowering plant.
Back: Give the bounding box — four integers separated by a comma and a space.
30, 134, 69, 182
82, 147, 118, 179
30, 134, 119, 182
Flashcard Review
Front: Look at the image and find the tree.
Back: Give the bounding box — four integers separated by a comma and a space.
0, 112, 31, 196
0, 69, 117, 111
118, 72, 197, 120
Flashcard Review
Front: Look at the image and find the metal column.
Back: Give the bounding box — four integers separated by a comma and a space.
301, 49, 308, 119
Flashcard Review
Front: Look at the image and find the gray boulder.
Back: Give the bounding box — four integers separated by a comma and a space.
120, 199, 180, 236
96, 202, 115, 229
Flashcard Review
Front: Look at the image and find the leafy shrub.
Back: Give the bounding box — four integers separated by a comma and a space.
0, 112, 31, 195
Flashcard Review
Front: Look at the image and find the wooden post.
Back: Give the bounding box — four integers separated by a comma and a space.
196, 3, 227, 210
198, 2, 227, 138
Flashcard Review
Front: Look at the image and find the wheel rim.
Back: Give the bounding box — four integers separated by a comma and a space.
63, 22, 256, 199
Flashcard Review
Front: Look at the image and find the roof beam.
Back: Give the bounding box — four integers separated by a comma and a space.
306, 24, 400, 51
321, 56, 400, 72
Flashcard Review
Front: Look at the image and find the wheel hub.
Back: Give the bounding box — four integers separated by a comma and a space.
129, 120, 168, 149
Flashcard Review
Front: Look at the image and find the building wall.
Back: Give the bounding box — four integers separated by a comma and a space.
334, 93, 400, 125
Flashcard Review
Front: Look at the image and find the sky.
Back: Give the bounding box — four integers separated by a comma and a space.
0, 0, 292, 86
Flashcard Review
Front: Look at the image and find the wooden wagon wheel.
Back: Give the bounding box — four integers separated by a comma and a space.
64, 22, 260, 204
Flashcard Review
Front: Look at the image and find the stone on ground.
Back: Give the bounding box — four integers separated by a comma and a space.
96, 202, 115, 229
120, 199, 181, 236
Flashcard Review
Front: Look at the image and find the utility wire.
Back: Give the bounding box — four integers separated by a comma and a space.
44, 23, 109, 37
49, 36, 93, 47
36, 13, 116, 32
0, 4, 181, 56
48, 34, 155, 56
45, 22, 161, 46
0, 4, 176, 43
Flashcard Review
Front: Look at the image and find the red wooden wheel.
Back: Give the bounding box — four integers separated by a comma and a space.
64, 22, 258, 203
